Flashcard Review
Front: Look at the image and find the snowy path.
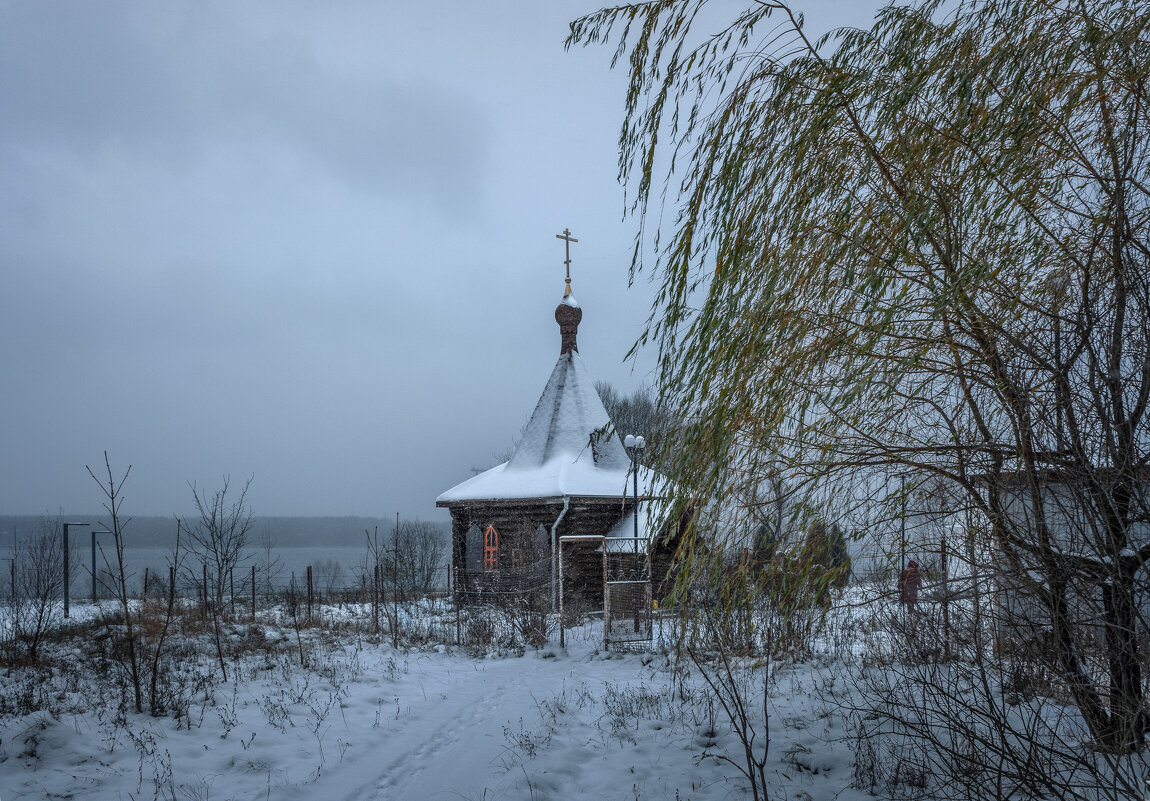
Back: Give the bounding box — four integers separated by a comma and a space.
277, 638, 707, 801
1, 624, 868, 801
257, 631, 744, 801
322, 657, 551, 801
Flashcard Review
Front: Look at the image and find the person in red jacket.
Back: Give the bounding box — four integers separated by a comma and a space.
898, 560, 921, 610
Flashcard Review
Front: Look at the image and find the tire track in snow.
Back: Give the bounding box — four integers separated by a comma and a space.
331, 661, 523, 801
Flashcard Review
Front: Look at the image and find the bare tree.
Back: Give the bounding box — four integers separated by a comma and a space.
377, 519, 448, 598
595, 381, 677, 468
184, 475, 254, 614
5, 516, 67, 663
148, 519, 185, 716
401, 520, 448, 595
363, 526, 384, 633
87, 452, 143, 713
314, 559, 343, 599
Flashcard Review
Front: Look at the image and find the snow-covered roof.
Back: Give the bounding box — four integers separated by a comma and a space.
509, 345, 626, 472
437, 347, 660, 505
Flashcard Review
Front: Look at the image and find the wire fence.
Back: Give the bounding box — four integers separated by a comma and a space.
0, 561, 452, 617
1, 546, 663, 653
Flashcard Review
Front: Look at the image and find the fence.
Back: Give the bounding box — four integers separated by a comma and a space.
1, 559, 454, 619
2, 552, 661, 652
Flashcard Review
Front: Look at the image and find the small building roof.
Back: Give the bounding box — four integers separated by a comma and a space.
437, 286, 661, 507
437, 345, 659, 504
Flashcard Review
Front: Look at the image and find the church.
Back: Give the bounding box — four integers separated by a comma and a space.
436, 231, 678, 620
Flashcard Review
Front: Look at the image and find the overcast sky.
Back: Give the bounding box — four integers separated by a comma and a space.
1, 0, 883, 521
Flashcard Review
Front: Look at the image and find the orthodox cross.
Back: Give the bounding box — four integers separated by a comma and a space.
555, 228, 578, 291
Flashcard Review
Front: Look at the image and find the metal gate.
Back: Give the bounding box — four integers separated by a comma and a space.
604, 539, 652, 649
557, 535, 653, 650
604, 578, 652, 648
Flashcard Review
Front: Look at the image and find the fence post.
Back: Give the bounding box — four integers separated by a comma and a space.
392, 516, 400, 650
455, 580, 462, 648
559, 540, 565, 650
143, 566, 149, 599
373, 564, 380, 633
306, 565, 313, 620
251, 564, 256, 621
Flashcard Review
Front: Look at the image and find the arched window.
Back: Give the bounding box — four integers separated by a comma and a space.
465, 524, 483, 572
483, 525, 499, 571
534, 524, 548, 561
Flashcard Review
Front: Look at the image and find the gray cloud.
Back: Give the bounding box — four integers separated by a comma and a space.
0, 1, 486, 211
0, 0, 883, 518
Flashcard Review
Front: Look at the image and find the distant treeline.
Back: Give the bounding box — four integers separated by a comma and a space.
0, 515, 447, 549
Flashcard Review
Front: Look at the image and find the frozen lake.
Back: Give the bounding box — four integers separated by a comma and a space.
3, 545, 446, 599
120, 545, 375, 592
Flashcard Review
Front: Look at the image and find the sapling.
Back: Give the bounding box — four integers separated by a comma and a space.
148, 519, 184, 716
6, 515, 69, 664
87, 452, 143, 713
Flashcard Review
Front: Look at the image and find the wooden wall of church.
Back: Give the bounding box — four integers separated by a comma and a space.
448, 498, 634, 604
447, 498, 690, 608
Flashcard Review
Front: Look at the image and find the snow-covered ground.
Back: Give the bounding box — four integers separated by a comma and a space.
0, 603, 876, 801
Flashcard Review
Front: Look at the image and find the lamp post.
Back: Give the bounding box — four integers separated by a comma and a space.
62, 522, 89, 618
91, 530, 111, 601
623, 435, 647, 570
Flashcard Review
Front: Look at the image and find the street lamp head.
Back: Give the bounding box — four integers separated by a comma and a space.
624, 434, 647, 453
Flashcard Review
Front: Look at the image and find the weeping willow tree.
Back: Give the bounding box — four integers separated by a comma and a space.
571, 0, 1150, 771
